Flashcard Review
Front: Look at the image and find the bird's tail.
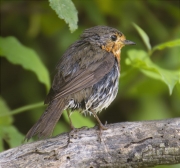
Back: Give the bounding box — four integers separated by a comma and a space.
25, 99, 65, 141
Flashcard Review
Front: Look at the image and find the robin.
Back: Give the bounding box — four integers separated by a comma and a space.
26, 26, 135, 140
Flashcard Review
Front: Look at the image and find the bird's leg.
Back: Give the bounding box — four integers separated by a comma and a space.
67, 109, 75, 130
91, 110, 108, 142
91, 110, 108, 130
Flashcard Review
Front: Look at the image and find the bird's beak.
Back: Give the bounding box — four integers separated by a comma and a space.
123, 40, 136, 45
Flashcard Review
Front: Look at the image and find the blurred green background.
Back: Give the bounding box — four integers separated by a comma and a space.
0, 0, 180, 167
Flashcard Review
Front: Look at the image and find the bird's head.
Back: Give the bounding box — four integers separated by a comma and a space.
81, 26, 135, 61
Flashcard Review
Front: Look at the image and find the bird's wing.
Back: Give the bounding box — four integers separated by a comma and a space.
52, 51, 115, 100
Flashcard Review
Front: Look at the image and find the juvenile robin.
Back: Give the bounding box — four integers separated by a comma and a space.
26, 26, 135, 140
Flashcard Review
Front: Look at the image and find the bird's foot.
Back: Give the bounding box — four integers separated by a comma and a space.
97, 122, 108, 142
99, 123, 108, 130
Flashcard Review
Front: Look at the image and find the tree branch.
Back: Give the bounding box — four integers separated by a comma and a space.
0, 118, 180, 168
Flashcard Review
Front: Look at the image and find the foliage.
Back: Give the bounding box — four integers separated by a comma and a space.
0, 36, 50, 91
49, 0, 78, 32
126, 24, 180, 95
0, 97, 24, 151
0, 2, 179, 168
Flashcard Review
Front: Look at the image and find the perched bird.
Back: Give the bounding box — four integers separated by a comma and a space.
26, 26, 135, 140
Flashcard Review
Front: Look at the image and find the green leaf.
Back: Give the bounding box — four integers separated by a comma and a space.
0, 36, 50, 91
0, 125, 24, 150
49, 0, 78, 32
0, 97, 13, 126
63, 110, 95, 128
0, 98, 24, 151
133, 23, 151, 51
126, 49, 180, 95
151, 39, 180, 55
53, 122, 70, 136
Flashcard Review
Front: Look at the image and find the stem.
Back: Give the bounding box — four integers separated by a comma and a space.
0, 101, 45, 117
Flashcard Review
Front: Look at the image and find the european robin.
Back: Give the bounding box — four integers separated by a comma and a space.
26, 26, 135, 140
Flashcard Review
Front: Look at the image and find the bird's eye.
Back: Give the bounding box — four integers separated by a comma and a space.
111, 35, 117, 41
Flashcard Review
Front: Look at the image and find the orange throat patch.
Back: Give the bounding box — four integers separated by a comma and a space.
102, 43, 121, 67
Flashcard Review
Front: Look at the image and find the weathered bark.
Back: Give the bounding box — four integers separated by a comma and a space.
0, 118, 180, 168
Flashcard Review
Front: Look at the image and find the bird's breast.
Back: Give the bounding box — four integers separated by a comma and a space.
88, 61, 120, 112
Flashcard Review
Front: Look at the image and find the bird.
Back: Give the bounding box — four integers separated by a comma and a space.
25, 25, 135, 140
